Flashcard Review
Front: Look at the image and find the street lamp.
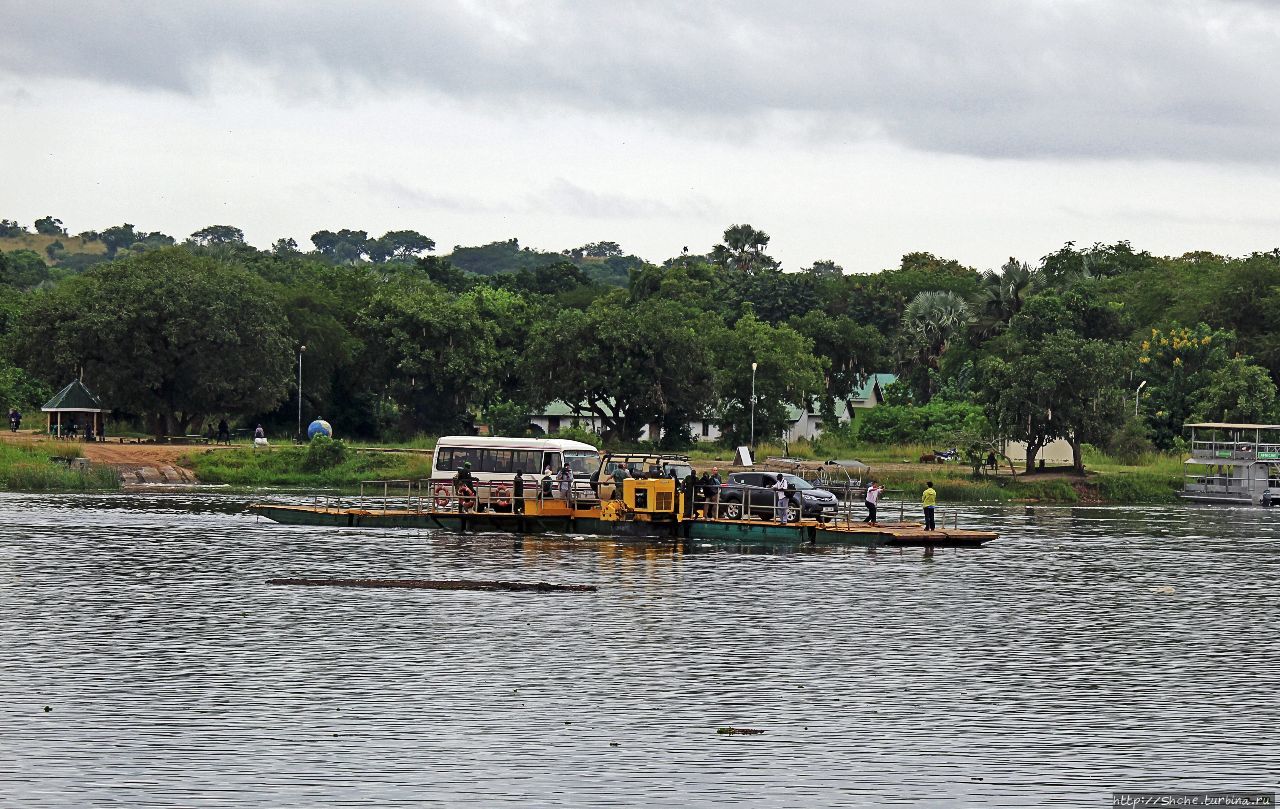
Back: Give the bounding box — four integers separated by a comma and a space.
297, 345, 306, 442
750, 361, 758, 450
1135, 379, 1147, 419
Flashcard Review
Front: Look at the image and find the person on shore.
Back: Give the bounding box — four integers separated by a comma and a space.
922, 481, 937, 531
454, 461, 477, 512
8, 408, 20, 432
253, 424, 269, 450
986, 450, 997, 472
512, 469, 525, 514
863, 480, 883, 524
773, 473, 790, 524
217, 418, 230, 445
1262, 489, 1273, 509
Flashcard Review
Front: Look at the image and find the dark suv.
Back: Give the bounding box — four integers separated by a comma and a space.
717, 472, 840, 521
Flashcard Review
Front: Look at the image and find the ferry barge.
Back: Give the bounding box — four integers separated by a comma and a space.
1180, 422, 1280, 506
250, 476, 997, 549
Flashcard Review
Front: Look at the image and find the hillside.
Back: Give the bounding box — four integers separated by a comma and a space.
0, 233, 107, 266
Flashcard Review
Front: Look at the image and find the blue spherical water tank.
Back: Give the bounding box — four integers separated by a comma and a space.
307, 419, 333, 440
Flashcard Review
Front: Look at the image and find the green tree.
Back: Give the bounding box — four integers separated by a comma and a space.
484, 400, 532, 437
0, 250, 50, 289
710, 224, 779, 274
522, 295, 720, 442
33, 216, 67, 236
188, 225, 246, 246
98, 223, 139, 258
1203, 250, 1280, 381
1191, 357, 1279, 424
1136, 324, 1233, 448
805, 259, 844, 277
979, 290, 1132, 473
360, 282, 528, 434
711, 311, 824, 445
368, 230, 436, 263
13, 248, 294, 438
898, 290, 972, 402
971, 258, 1041, 339
789, 310, 886, 420
0, 220, 27, 237
311, 229, 370, 263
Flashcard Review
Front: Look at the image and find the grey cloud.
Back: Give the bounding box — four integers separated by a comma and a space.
527, 179, 714, 219
363, 177, 501, 215
2, 0, 1279, 160
364, 174, 714, 220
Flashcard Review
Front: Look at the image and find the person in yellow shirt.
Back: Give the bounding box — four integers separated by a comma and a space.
922, 481, 937, 531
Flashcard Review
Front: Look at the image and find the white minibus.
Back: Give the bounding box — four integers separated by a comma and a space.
430, 436, 600, 506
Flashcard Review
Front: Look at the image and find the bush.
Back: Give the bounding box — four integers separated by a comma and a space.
857, 401, 988, 446
1107, 417, 1156, 465
303, 436, 347, 471
1095, 473, 1180, 504
551, 425, 600, 448
484, 400, 531, 437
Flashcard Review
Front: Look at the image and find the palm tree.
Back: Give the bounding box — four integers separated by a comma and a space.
972, 258, 1041, 339
710, 224, 779, 273
899, 290, 973, 401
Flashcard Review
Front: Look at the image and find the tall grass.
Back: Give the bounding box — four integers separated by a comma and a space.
186, 445, 433, 488
0, 442, 120, 491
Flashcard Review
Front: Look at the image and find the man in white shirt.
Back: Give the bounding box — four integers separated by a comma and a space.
863, 481, 883, 525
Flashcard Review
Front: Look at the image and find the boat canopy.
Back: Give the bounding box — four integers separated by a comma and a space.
1184, 422, 1280, 430
1184, 457, 1257, 467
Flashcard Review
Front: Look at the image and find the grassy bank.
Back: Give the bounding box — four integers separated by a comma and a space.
184, 442, 433, 488
688, 439, 1183, 504
0, 440, 120, 491
183, 436, 1184, 504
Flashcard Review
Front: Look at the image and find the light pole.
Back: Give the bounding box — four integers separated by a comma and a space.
750, 361, 758, 451
297, 344, 306, 442
1135, 379, 1147, 419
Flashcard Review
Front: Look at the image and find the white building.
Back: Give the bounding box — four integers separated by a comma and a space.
526, 373, 896, 444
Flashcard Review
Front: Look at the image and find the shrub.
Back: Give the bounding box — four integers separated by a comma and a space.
551, 425, 600, 448
484, 400, 531, 437
1107, 417, 1156, 465
857, 401, 988, 445
303, 436, 347, 471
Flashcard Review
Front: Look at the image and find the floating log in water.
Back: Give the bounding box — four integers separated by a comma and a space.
267, 577, 597, 593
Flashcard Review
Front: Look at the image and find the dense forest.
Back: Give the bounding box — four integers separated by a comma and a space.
2, 216, 1278, 473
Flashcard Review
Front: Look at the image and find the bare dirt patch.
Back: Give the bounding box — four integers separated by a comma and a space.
1, 430, 216, 481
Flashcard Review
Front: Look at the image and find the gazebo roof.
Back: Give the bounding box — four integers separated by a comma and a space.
42, 379, 106, 413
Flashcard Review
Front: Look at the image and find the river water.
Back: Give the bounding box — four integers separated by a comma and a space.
0, 491, 1276, 808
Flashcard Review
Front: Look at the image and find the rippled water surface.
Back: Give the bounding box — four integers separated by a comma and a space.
1, 492, 1277, 807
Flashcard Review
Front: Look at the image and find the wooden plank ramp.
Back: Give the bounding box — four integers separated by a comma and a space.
267, 578, 597, 592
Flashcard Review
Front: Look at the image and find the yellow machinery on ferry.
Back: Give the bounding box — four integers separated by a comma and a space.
600, 478, 682, 523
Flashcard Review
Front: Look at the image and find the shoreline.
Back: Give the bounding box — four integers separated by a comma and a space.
0, 432, 1184, 503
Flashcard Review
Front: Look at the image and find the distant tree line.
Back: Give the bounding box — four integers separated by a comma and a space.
2, 216, 1279, 470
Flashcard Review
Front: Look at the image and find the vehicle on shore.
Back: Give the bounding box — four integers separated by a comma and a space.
1180, 422, 1280, 506
717, 471, 840, 522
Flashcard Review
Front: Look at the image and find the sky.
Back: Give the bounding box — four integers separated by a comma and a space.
2, 0, 1279, 274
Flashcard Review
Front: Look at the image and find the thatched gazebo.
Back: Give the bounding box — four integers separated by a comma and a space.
42, 379, 107, 440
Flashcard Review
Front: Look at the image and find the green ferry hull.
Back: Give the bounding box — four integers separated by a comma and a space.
249, 504, 995, 548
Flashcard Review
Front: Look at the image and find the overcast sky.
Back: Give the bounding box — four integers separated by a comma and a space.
2, 0, 1279, 273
